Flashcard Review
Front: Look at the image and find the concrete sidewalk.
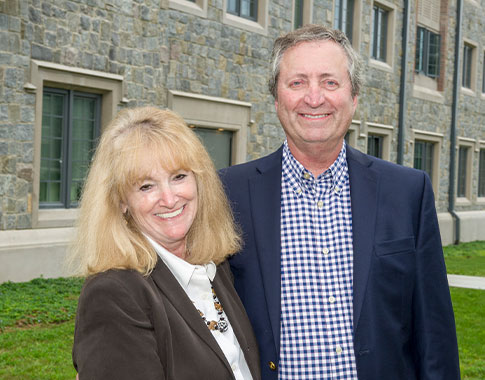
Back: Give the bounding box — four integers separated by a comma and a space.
447, 274, 485, 290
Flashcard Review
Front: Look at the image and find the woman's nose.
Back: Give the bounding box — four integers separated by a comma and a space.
157, 187, 177, 208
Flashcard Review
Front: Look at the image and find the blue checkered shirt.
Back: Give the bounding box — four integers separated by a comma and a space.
279, 141, 358, 379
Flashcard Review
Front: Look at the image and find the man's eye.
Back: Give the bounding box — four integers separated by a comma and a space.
290, 80, 303, 87
324, 80, 338, 88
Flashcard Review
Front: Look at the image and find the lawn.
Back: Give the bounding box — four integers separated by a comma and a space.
0, 241, 483, 379
443, 240, 485, 277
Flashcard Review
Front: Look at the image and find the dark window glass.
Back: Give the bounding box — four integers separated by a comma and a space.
192, 127, 233, 170
482, 51, 485, 93
367, 134, 383, 158
415, 27, 441, 78
227, 0, 257, 21
40, 88, 101, 208
371, 5, 388, 62
479, 149, 485, 197
294, 0, 304, 29
462, 44, 473, 89
334, 0, 354, 43
413, 140, 434, 180
457, 146, 468, 197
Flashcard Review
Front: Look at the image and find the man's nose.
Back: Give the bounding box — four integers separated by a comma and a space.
303, 84, 325, 107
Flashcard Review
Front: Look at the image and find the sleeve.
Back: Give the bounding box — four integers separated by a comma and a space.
73, 272, 166, 380
413, 173, 461, 380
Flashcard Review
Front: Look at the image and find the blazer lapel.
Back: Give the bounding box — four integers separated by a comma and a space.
150, 258, 233, 375
346, 146, 379, 331
248, 147, 283, 353
212, 262, 260, 379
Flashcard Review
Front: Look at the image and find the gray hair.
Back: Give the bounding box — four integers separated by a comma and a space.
268, 24, 363, 99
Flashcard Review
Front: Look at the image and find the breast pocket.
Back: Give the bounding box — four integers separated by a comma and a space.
374, 236, 416, 257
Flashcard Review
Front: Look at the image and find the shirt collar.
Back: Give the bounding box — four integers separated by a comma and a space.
282, 139, 349, 191
144, 234, 216, 290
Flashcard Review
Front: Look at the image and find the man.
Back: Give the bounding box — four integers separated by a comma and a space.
220, 24, 460, 380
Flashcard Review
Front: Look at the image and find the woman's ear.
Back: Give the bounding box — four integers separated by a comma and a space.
121, 203, 128, 214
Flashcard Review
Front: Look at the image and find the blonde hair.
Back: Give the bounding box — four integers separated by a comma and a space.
69, 106, 241, 277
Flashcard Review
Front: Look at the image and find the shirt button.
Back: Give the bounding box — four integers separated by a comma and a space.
334, 186, 340, 193
317, 200, 324, 208
322, 247, 329, 255
296, 188, 302, 194
329, 296, 336, 303
268, 361, 277, 371
231, 363, 237, 371
336, 345, 343, 354
303, 173, 311, 180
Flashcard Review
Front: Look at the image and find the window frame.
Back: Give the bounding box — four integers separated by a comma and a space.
168, 90, 250, 166
415, 26, 440, 78
411, 129, 443, 195
40, 88, 102, 209
168, 0, 208, 18
293, 0, 313, 29
223, 0, 268, 35
28, 60, 124, 228
334, 0, 354, 43
365, 122, 393, 161
369, 0, 395, 71
456, 138, 475, 203
461, 40, 477, 93
478, 146, 485, 200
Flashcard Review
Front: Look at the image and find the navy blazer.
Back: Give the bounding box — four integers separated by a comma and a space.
220, 145, 460, 380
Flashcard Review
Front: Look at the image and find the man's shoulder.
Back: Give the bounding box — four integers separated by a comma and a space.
219, 146, 283, 180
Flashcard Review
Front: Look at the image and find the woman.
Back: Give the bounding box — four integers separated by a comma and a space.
70, 107, 260, 380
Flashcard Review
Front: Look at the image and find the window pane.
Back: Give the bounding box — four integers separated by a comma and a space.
457, 146, 468, 197
227, 0, 237, 13
294, 0, 304, 29
367, 135, 383, 158
372, 6, 387, 61
40, 91, 65, 204
479, 149, 485, 197
463, 45, 472, 88
414, 140, 434, 179
192, 127, 233, 170
428, 32, 440, 77
415, 27, 424, 73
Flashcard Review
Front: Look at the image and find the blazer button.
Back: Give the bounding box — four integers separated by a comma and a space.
268, 361, 277, 371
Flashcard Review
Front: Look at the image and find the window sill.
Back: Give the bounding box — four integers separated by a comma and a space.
37, 208, 79, 228
412, 84, 444, 104
455, 197, 472, 206
368, 59, 393, 73
461, 87, 476, 97
168, 0, 207, 18
222, 12, 267, 35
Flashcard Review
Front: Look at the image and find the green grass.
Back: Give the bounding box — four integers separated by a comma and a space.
443, 240, 485, 276
0, 321, 76, 380
451, 287, 485, 380
0, 241, 484, 379
0, 277, 83, 379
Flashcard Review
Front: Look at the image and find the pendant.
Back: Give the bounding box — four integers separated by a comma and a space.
217, 319, 228, 333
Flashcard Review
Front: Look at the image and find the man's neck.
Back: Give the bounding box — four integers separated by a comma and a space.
287, 140, 343, 177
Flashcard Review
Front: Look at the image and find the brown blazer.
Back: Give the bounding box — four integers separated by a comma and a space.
73, 258, 261, 380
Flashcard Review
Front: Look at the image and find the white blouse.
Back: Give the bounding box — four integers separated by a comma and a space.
145, 235, 253, 380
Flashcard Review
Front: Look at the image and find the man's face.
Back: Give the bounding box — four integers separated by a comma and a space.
275, 40, 358, 156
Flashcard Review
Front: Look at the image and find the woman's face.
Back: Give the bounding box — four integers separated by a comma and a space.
122, 166, 198, 259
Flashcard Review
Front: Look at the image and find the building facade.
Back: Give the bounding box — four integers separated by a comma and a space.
0, 0, 484, 282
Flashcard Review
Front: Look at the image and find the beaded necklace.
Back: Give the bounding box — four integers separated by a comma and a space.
195, 285, 228, 333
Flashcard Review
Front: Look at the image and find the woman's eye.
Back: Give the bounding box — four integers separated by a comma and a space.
173, 173, 187, 181
139, 184, 152, 191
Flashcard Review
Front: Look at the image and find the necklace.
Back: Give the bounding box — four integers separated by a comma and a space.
195, 285, 228, 333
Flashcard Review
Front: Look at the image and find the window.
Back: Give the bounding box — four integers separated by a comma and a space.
367, 134, 383, 158
371, 4, 388, 62
479, 149, 485, 197
482, 51, 485, 93
227, 0, 257, 21
191, 127, 233, 170
457, 146, 469, 197
414, 140, 434, 179
168, 0, 208, 17
463, 43, 473, 89
294, 0, 304, 29
40, 88, 101, 208
334, 0, 354, 43
168, 90, 250, 167
415, 27, 440, 78
223, 0, 268, 35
